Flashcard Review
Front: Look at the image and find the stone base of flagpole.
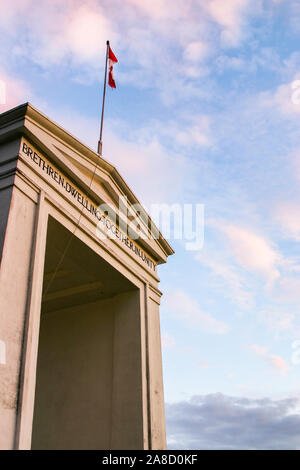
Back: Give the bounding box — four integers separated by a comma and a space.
97, 140, 102, 155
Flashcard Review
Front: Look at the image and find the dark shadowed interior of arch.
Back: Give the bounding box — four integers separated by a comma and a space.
31, 216, 144, 450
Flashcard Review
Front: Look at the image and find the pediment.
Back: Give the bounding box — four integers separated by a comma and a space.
0, 103, 174, 265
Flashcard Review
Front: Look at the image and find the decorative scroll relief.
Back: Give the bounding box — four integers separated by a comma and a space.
20, 139, 157, 273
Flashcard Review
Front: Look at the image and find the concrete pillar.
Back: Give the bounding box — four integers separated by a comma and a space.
0, 138, 46, 449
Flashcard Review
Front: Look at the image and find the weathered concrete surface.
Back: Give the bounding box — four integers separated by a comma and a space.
0, 183, 36, 449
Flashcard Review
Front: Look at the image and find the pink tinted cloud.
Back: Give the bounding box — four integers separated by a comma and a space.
104, 127, 195, 204
251, 344, 289, 375
125, 0, 179, 20
164, 289, 229, 334
275, 203, 300, 241
196, 250, 254, 309
260, 78, 300, 118
203, 0, 251, 46
0, 71, 32, 112
259, 308, 295, 336
0, 0, 113, 69
211, 221, 280, 286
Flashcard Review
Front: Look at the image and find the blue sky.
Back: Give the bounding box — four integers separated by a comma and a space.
1, 0, 300, 449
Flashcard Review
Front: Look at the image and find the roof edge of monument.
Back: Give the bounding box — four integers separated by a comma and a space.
0, 102, 175, 259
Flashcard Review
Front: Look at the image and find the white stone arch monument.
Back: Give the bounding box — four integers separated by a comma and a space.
0, 103, 174, 450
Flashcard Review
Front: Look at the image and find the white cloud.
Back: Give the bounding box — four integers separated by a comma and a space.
0, 0, 283, 106
0, 0, 112, 70
125, 0, 180, 20
203, 0, 252, 47
0, 0, 207, 104
105, 129, 194, 204
0, 69, 33, 112
167, 393, 300, 449
259, 309, 295, 337
13, 98, 199, 206
64, 5, 113, 64
251, 344, 289, 375
211, 221, 280, 286
196, 250, 254, 309
164, 289, 230, 334
148, 114, 212, 148
184, 41, 211, 63
215, 54, 247, 72
275, 203, 300, 241
176, 115, 212, 147
277, 277, 300, 304
260, 78, 300, 117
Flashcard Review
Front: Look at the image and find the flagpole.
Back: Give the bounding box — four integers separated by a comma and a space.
98, 40, 109, 155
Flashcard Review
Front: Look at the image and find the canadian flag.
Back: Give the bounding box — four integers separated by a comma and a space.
108, 46, 118, 89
